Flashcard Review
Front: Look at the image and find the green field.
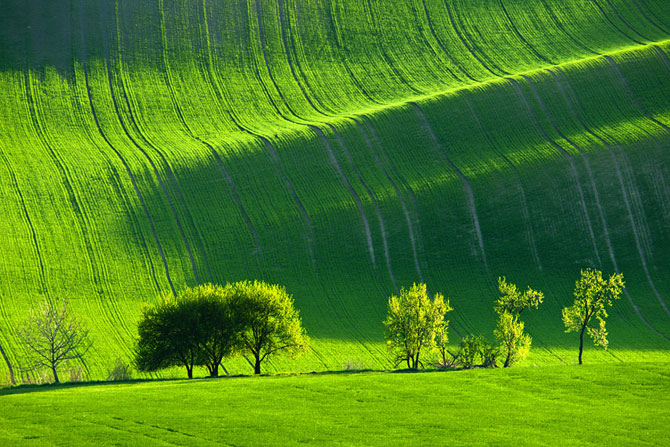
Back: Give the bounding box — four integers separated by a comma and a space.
1, 0, 670, 382
1, 362, 669, 446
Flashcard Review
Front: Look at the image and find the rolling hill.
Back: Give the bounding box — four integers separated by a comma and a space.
1, 0, 669, 381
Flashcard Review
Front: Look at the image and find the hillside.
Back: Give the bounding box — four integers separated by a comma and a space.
1, 0, 669, 380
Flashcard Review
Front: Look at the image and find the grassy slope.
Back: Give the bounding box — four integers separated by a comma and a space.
1, 362, 669, 446
0, 0, 669, 380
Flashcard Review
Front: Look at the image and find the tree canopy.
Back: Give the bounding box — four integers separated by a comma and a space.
384, 283, 452, 369
563, 269, 625, 364
135, 284, 244, 378
227, 281, 310, 375
494, 277, 543, 368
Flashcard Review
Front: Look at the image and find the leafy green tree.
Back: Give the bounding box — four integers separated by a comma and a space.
182, 284, 245, 377
495, 277, 544, 315
384, 283, 452, 369
135, 294, 202, 379
493, 277, 543, 367
228, 281, 309, 375
135, 284, 243, 378
562, 269, 624, 365
19, 299, 92, 384
453, 335, 499, 369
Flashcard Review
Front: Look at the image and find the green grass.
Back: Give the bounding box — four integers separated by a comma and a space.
1, 363, 669, 446
0, 0, 669, 381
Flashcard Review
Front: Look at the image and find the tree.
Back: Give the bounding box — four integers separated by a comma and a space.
228, 281, 309, 375
384, 283, 452, 369
19, 299, 92, 384
493, 277, 543, 367
562, 268, 624, 365
183, 284, 245, 377
135, 284, 243, 378
135, 293, 203, 379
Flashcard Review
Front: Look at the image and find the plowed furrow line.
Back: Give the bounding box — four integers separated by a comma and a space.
407, 0, 465, 83
22, 64, 130, 353
311, 127, 376, 266
265, 2, 407, 284
463, 96, 543, 271
86, 36, 174, 295
355, 117, 424, 284
550, 68, 670, 335
443, 0, 508, 77
79, 0, 164, 296
601, 57, 670, 317
499, 0, 555, 65
107, 2, 201, 284
0, 152, 48, 294
511, 76, 602, 267
324, 2, 384, 105
538, 0, 600, 55
332, 128, 396, 289
417, 0, 478, 82
277, 0, 336, 113
412, 102, 490, 276
199, 0, 265, 268
602, 0, 653, 41
255, 0, 382, 268
632, 0, 670, 35
363, 0, 423, 95
591, 0, 645, 45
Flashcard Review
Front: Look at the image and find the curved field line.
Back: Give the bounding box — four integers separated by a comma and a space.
276, 0, 338, 113
82, 7, 174, 296
602, 56, 670, 315
442, 0, 508, 77
107, 1, 202, 284
462, 96, 543, 271
310, 126, 376, 267
601, 0, 653, 42
275, 0, 408, 283
355, 117, 425, 284
256, 0, 386, 269
631, 0, 670, 35
22, 59, 134, 356
362, 0, 424, 96
549, 67, 670, 338
537, 0, 600, 56
324, 2, 385, 105
331, 128, 396, 289
78, 0, 164, 295
416, 0, 479, 82
591, 0, 645, 45
498, 0, 556, 65
406, 0, 467, 84
0, 152, 48, 295
509, 77, 603, 268
412, 102, 490, 277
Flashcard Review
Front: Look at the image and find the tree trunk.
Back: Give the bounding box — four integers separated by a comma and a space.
210, 364, 219, 377
186, 366, 193, 379
578, 327, 585, 365
504, 349, 511, 368
52, 364, 59, 384
254, 356, 262, 375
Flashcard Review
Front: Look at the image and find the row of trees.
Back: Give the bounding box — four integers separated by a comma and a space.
384, 268, 625, 369
15, 268, 624, 383
136, 281, 309, 378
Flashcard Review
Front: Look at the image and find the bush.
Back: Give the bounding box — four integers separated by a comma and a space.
107, 358, 133, 381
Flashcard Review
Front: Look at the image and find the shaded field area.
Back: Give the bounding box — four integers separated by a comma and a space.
1, 362, 669, 446
0, 0, 669, 380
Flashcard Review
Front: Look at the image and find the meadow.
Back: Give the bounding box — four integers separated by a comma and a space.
1, 362, 669, 446
0, 0, 669, 381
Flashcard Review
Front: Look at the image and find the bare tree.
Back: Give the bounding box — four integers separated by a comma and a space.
19, 299, 92, 383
